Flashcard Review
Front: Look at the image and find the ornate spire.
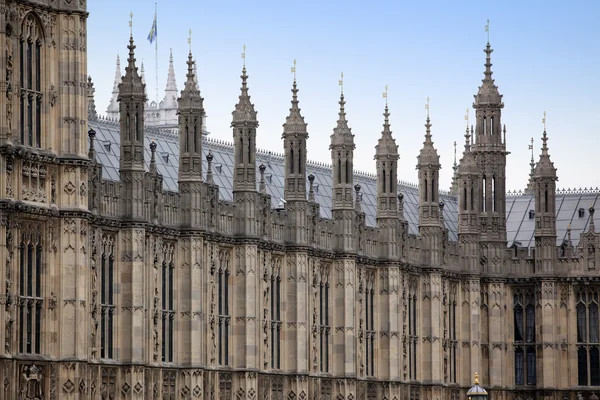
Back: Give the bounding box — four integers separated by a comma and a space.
178, 51, 204, 113
374, 102, 398, 157
106, 54, 122, 117
330, 92, 353, 147
193, 59, 200, 91
417, 101, 440, 168
533, 129, 557, 179
140, 61, 148, 98
282, 70, 307, 136
231, 61, 258, 126
87, 76, 97, 121
162, 49, 178, 109
118, 35, 145, 99
473, 42, 504, 107
450, 141, 458, 194
458, 124, 477, 175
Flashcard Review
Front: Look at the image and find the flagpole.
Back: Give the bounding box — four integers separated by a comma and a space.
155, 2, 159, 105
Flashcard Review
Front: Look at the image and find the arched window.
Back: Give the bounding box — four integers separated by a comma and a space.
544, 186, 549, 213
492, 175, 497, 212
125, 112, 130, 140
389, 167, 394, 193
193, 117, 198, 153
247, 133, 252, 164
337, 157, 342, 184
239, 135, 244, 164
134, 112, 139, 141
491, 116, 494, 136
424, 179, 428, 202
19, 13, 44, 148
482, 175, 487, 212
431, 177, 436, 203
382, 169, 386, 194
463, 187, 467, 211
345, 154, 350, 184
298, 145, 302, 175
483, 115, 487, 136
290, 148, 294, 174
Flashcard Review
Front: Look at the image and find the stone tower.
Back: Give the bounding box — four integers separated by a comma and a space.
374, 102, 400, 260
330, 89, 356, 252
416, 109, 442, 266
177, 50, 205, 228
118, 34, 147, 221
282, 71, 309, 244
533, 128, 558, 275
472, 41, 509, 275
232, 61, 258, 237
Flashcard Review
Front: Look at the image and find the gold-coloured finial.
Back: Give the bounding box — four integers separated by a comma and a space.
425, 97, 430, 118
485, 19, 490, 42
568, 223, 571, 230
465, 108, 469, 127
542, 111, 547, 131
291, 59, 297, 80
188, 29, 192, 52
339, 72, 344, 94
383, 84, 388, 104
241, 44, 246, 67
151, 138, 155, 143
129, 12, 134, 35
474, 372, 480, 385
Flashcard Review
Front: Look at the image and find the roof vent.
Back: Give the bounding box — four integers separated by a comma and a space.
579, 208, 585, 218
161, 153, 170, 164
102, 141, 112, 152
529, 210, 535, 220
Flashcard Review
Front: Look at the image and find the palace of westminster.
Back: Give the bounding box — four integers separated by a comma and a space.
1, 1, 600, 399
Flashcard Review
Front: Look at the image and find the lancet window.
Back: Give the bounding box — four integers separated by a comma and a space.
18, 223, 43, 354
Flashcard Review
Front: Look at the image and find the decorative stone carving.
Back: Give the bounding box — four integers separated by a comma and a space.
18, 364, 43, 400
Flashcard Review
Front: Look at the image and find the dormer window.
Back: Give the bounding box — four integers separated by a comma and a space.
579, 208, 585, 218
103, 141, 112, 152
161, 153, 169, 164
214, 163, 222, 174
529, 210, 535, 220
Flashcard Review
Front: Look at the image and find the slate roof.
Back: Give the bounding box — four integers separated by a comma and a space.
89, 117, 599, 247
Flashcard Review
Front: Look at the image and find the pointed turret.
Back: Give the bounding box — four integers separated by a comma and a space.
87, 76, 97, 120
525, 137, 536, 194
416, 108, 441, 226
232, 55, 259, 237
282, 69, 308, 202
374, 102, 399, 219
157, 49, 179, 126
416, 105, 443, 267
533, 123, 559, 274
330, 75, 356, 252
330, 91, 355, 209
178, 50, 206, 228
471, 39, 509, 274
106, 54, 122, 119
118, 34, 147, 220
374, 98, 401, 260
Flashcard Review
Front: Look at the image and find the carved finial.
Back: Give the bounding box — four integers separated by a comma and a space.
259, 164, 267, 194
542, 111, 547, 132
129, 12, 134, 36
465, 108, 469, 128
88, 128, 96, 156
188, 29, 192, 52
383, 84, 388, 105
206, 152, 214, 184
474, 372, 480, 385
308, 173, 315, 201
425, 96, 430, 118
339, 72, 344, 94
485, 19, 490, 43
150, 138, 157, 153
241, 44, 246, 67
291, 59, 297, 81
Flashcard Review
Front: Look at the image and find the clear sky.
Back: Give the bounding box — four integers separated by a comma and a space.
87, 0, 600, 192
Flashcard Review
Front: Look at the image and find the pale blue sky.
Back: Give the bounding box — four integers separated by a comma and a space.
87, 0, 600, 192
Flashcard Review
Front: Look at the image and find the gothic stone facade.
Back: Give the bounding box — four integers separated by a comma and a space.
1, 1, 600, 400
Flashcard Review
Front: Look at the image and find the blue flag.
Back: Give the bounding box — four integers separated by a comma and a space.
147, 15, 157, 44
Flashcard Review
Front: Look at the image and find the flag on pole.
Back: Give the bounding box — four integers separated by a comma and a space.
147, 14, 157, 44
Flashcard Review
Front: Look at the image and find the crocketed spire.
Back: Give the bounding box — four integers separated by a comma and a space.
282, 79, 307, 136
330, 93, 354, 147
416, 114, 440, 167
162, 49, 178, 109
87, 76, 97, 120
231, 65, 258, 125
533, 130, 557, 179
178, 51, 204, 113
118, 36, 145, 99
106, 54, 122, 117
473, 43, 504, 107
374, 104, 398, 157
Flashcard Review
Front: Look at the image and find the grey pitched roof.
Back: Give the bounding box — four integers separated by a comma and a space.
89, 118, 599, 247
